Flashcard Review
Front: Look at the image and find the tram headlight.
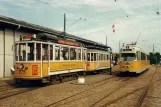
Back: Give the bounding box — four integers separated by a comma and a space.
19, 64, 24, 69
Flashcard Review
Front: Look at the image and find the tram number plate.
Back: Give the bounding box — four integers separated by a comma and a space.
32, 65, 38, 75
19, 70, 25, 75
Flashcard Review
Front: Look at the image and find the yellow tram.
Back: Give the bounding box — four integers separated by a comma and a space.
13, 33, 111, 84
86, 49, 110, 72
119, 43, 150, 74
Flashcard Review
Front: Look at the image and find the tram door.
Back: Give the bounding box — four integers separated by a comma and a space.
41, 44, 50, 77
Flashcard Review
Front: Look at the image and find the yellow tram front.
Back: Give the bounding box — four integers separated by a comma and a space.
14, 41, 48, 80
119, 44, 150, 74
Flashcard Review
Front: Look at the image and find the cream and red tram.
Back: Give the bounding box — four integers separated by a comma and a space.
119, 43, 150, 74
14, 33, 111, 84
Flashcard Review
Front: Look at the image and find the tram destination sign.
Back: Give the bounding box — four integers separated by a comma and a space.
58, 40, 80, 47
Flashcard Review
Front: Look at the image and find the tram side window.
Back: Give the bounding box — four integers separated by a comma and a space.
107, 55, 109, 60
42, 44, 48, 60
70, 48, 76, 60
83, 49, 86, 60
96, 53, 98, 61
101, 54, 103, 61
87, 53, 90, 61
91, 53, 94, 61
136, 51, 140, 60
27, 43, 35, 61
55, 46, 60, 60
141, 52, 146, 60
78, 49, 81, 60
105, 54, 107, 61
61, 47, 69, 60
19, 43, 26, 61
15, 44, 19, 61
36, 43, 41, 61
50, 45, 53, 60
94, 53, 96, 61
99, 54, 101, 61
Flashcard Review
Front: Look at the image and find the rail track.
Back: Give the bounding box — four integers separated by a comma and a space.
0, 87, 39, 100
94, 66, 157, 107
45, 75, 125, 107
136, 65, 157, 107
90, 77, 132, 107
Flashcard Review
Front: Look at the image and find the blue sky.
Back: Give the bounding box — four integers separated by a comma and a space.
0, 0, 161, 53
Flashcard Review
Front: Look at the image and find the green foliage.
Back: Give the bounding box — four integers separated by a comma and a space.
149, 52, 160, 64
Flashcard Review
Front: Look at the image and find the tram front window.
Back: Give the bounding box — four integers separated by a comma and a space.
121, 53, 136, 61
27, 43, 35, 61
19, 43, 26, 61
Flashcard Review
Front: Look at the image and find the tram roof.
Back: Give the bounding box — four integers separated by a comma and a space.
0, 15, 110, 50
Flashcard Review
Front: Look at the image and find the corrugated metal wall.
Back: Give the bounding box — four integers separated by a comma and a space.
4, 28, 14, 77
0, 27, 32, 78
0, 28, 4, 78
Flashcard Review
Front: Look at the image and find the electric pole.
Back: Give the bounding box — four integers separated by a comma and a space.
153, 43, 154, 54
119, 40, 120, 53
64, 13, 66, 39
106, 36, 107, 46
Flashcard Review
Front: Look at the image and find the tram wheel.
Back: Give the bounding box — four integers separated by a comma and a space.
50, 76, 57, 85
15, 79, 21, 84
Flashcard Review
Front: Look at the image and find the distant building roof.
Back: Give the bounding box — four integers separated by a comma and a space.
0, 15, 110, 50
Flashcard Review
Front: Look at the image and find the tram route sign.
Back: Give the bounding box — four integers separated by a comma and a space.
58, 40, 80, 47
32, 65, 38, 75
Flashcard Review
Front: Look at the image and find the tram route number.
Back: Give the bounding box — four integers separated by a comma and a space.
18, 70, 26, 75
32, 65, 38, 75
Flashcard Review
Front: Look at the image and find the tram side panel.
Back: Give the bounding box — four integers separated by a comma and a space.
50, 61, 84, 75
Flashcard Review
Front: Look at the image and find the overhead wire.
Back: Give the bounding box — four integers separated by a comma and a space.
114, 0, 128, 17
138, 0, 157, 13
44, 0, 87, 30
66, 18, 83, 30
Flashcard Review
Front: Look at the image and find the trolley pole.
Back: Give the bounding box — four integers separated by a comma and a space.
64, 13, 66, 39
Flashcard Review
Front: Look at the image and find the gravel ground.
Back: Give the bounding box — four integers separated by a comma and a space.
0, 65, 161, 107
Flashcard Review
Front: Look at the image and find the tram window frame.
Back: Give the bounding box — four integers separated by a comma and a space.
70, 48, 77, 60
78, 49, 81, 60
91, 53, 94, 61
101, 54, 103, 61
96, 53, 98, 61
141, 52, 146, 60
94, 53, 96, 61
104, 54, 107, 61
83, 49, 87, 61
18, 43, 27, 61
27, 43, 35, 61
50, 45, 53, 60
61, 47, 69, 60
104, 54, 106, 61
55, 46, 60, 60
15, 44, 19, 61
87, 53, 90, 61
136, 51, 140, 60
107, 55, 109, 60
42, 44, 49, 61
36, 43, 41, 61
99, 54, 101, 61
